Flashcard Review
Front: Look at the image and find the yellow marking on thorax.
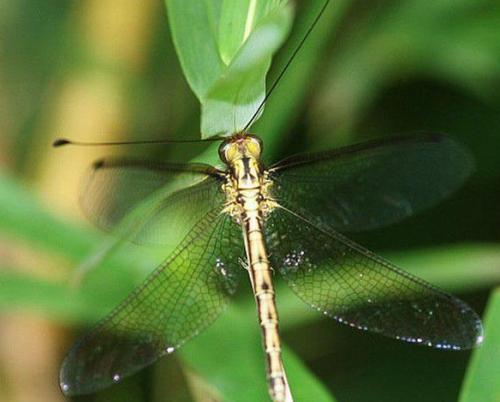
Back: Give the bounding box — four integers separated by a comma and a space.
219, 134, 276, 221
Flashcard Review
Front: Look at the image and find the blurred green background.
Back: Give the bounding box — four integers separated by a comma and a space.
0, 1, 499, 402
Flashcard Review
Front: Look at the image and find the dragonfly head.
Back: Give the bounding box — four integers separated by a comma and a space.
218, 133, 263, 164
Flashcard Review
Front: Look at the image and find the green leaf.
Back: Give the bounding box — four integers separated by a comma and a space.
186, 0, 350, 166
0, 270, 105, 322
459, 288, 500, 402
166, 0, 293, 137
0, 174, 96, 259
389, 244, 500, 293
218, 0, 284, 64
165, 0, 224, 99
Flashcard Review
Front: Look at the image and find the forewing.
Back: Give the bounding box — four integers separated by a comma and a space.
80, 158, 223, 246
265, 206, 483, 349
270, 134, 473, 232
129, 175, 224, 246
60, 208, 244, 396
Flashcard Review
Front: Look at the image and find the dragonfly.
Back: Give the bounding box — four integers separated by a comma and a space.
57, 132, 483, 401
56, 2, 483, 402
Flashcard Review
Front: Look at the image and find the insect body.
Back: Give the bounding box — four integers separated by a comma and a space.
221, 134, 287, 401
56, 2, 483, 401
59, 132, 483, 402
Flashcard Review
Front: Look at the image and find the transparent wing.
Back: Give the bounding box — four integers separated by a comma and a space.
270, 134, 473, 232
80, 158, 224, 245
60, 208, 244, 396
265, 206, 483, 349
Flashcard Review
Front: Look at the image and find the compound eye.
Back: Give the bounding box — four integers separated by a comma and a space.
219, 141, 239, 163
218, 143, 228, 163
246, 136, 263, 157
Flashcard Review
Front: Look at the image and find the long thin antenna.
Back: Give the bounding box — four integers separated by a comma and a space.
242, 0, 330, 132
52, 137, 223, 148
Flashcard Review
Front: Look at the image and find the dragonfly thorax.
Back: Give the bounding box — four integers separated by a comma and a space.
219, 134, 276, 222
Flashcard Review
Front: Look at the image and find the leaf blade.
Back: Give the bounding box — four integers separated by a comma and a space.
166, 0, 224, 98
166, 0, 293, 137
202, 2, 293, 136
459, 288, 500, 402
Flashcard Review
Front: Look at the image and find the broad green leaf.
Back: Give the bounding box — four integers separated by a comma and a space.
218, 0, 285, 64
0, 174, 96, 258
165, 0, 224, 99
0, 270, 109, 323
218, 0, 252, 65
389, 244, 500, 293
166, 0, 293, 137
187, 0, 349, 167
459, 288, 500, 402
